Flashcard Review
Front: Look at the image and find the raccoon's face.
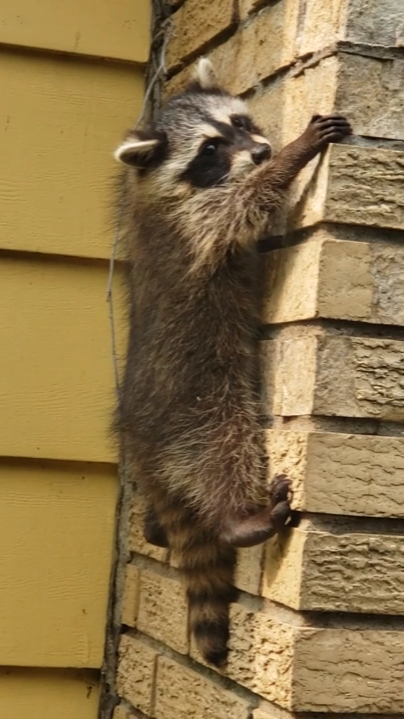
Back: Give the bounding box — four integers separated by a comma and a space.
114, 59, 271, 194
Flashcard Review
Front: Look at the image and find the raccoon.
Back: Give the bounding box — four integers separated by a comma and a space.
114, 58, 352, 667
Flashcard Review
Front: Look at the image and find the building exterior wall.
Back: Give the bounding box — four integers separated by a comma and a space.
0, 1, 149, 716
111, 1, 404, 718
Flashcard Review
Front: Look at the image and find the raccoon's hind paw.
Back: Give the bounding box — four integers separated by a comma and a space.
220, 475, 293, 548
267, 473, 293, 532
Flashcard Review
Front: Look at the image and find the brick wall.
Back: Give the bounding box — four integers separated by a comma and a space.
109, 0, 404, 717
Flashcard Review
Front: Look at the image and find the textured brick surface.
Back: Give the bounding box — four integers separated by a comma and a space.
226, 604, 295, 705
137, 570, 188, 653
207, 3, 299, 96
249, 56, 338, 150
299, 0, 404, 51
227, 604, 404, 712
113, 707, 134, 719
252, 709, 279, 719
167, 0, 404, 78
299, 144, 404, 231
250, 53, 404, 150
155, 657, 251, 719
262, 239, 322, 324
116, 636, 158, 715
251, 71, 404, 233
316, 236, 404, 325
238, 0, 270, 19
263, 232, 404, 326
264, 525, 404, 614
293, 626, 404, 713
267, 430, 404, 518
265, 143, 404, 235
235, 545, 264, 595
121, 565, 140, 627
267, 334, 404, 421
337, 54, 404, 141
129, 493, 168, 562
166, 0, 236, 70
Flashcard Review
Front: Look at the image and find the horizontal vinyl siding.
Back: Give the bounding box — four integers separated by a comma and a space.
0, 255, 126, 462
0, 462, 118, 667
0, 49, 144, 259
0, 0, 148, 710
0, 0, 150, 62
0, 668, 99, 719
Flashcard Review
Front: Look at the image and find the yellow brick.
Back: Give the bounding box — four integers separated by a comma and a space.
252, 89, 404, 234
155, 657, 250, 719
241, 0, 402, 52
166, 0, 236, 70
163, 66, 193, 100
226, 604, 404, 713
295, 0, 347, 54
165, 2, 300, 97
263, 232, 404, 326
113, 706, 134, 719
129, 493, 169, 562
293, 145, 404, 233
116, 636, 158, 715
207, 3, 299, 96
317, 236, 404, 324
299, 0, 403, 52
252, 708, 282, 719
267, 430, 404, 518
239, 0, 269, 19
293, 626, 404, 713
225, 604, 295, 705
266, 333, 404, 422
264, 525, 404, 614
337, 53, 404, 141
121, 565, 140, 628
235, 545, 264, 595
250, 53, 404, 151
249, 55, 339, 153
137, 570, 188, 654
262, 238, 323, 324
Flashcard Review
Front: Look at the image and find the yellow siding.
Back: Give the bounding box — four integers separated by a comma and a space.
0, 463, 117, 667
0, 0, 148, 704
0, 49, 144, 259
0, 0, 150, 62
0, 669, 99, 719
0, 256, 126, 462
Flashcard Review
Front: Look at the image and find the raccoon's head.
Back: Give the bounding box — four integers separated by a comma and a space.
114, 59, 271, 196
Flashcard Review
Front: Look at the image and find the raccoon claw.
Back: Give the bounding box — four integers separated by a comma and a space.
303, 113, 352, 151
268, 473, 292, 505
267, 474, 293, 531
220, 475, 293, 548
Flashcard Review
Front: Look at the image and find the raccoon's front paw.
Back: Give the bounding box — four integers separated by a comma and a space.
267, 473, 293, 532
303, 114, 352, 152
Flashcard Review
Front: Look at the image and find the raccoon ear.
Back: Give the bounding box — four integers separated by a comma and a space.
114, 129, 167, 168
193, 58, 219, 90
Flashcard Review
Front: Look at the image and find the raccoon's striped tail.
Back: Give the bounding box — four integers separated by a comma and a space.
178, 538, 237, 667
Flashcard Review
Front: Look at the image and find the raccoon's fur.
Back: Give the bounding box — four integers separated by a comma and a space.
113, 58, 351, 667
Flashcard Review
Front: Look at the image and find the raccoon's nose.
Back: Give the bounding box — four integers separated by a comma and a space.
251, 143, 271, 165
